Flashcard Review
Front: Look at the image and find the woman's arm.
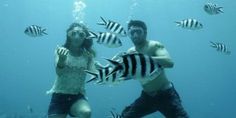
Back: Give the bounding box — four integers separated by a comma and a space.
55, 46, 69, 76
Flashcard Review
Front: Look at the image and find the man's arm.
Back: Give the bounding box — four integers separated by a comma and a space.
151, 42, 174, 68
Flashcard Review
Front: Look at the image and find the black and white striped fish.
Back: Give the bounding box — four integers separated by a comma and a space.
210, 41, 231, 54
108, 111, 123, 118
27, 105, 33, 114
204, 3, 223, 15
84, 64, 125, 85
175, 19, 203, 30
105, 53, 163, 81
24, 25, 48, 37
97, 17, 127, 36
88, 31, 122, 48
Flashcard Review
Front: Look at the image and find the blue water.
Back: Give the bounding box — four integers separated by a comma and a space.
0, 0, 236, 117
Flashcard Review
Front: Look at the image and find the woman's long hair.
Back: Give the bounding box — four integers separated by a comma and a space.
63, 23, 96, 57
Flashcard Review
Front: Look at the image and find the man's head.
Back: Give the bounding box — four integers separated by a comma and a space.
127, 20, 147, 45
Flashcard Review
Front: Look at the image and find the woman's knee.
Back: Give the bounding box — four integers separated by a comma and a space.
71, 98, 91, 118
73, 107, 91, 118
81, 108, 92, 117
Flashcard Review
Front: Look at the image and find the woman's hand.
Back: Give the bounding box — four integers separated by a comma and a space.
56, 46, 69, 68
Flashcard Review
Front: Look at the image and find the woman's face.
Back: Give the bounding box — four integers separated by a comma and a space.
67, 26, 87, 47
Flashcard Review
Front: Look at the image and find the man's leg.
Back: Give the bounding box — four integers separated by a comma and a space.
121, 91, 157, 118
158, 85, 189, 118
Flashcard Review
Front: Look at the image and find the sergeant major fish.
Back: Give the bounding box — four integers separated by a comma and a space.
88, 31, 122, 48
175, 19, 203, 30
204, 3, 223, 15
108, 111, 123, 118
97, 17, 127, 36
84, 63, 125, 85
105, 53, 163, 82
24, 25, 48, 37
210, 41, 231, 54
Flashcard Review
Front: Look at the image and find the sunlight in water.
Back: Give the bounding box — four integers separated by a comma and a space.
73, 0, 86, 23
127, 0, 140, 21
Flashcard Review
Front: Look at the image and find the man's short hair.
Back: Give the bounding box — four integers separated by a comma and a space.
128, 20, 147, 32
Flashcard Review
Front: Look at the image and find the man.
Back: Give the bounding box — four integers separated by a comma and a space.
121, 20, 189, 118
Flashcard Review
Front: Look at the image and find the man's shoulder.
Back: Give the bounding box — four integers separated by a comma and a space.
149, 40, 164, 48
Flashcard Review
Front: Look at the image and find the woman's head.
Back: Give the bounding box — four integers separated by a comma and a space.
64, 23, 95, 56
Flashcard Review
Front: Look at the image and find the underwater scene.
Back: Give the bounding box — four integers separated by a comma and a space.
0, 0, 236, 118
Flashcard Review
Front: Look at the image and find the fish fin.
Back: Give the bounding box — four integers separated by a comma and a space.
88, 31, 97, 39
86, 77, 97, 83
149, 68, 163, 80
97, 81, 105, 85
84, 70, 98, 83
42, 29, 48, 35
119, 75, 132, 81
84, 70, 98, 76
226, 51, 231, 55
110, 111, 116, 117
210, 41, 217, 48
218, 7, 224, 13
95, 61, 112, 69
104, 58, 120, 66
104, 58, 123, 76
97, 16, 107, 26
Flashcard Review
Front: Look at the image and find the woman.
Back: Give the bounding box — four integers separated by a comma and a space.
47, 23, 96, 118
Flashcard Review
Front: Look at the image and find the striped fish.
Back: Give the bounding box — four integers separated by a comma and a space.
108, 111, 123, 118
204, 3, 223, 15
97, 17, 127, 36
88, 31, 122, 48
175, 19, 203, 30
24, 25, 48, 37
84, 64, 125, 85
210, 41, 231, 54
27, 105, 33, 114
105, 53, 163, 81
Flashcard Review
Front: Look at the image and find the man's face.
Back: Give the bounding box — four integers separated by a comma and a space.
128, 26, 146, 45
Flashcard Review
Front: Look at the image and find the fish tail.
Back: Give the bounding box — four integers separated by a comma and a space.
110, 111, 116, 117
104, 58, 122, 77
88, 31, 97, 39
84, 70, 98, 83
175, 21, 181, 26
105, 58, 120, 67
97, 16, 107, 26
42, 29, 48, 35
86, 77, 97, 83
218, 7, 224, 13
210, 41, 216, 48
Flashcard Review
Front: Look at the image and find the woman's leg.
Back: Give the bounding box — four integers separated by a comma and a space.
47, 93, 71, 118
70, 99, 91, 118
